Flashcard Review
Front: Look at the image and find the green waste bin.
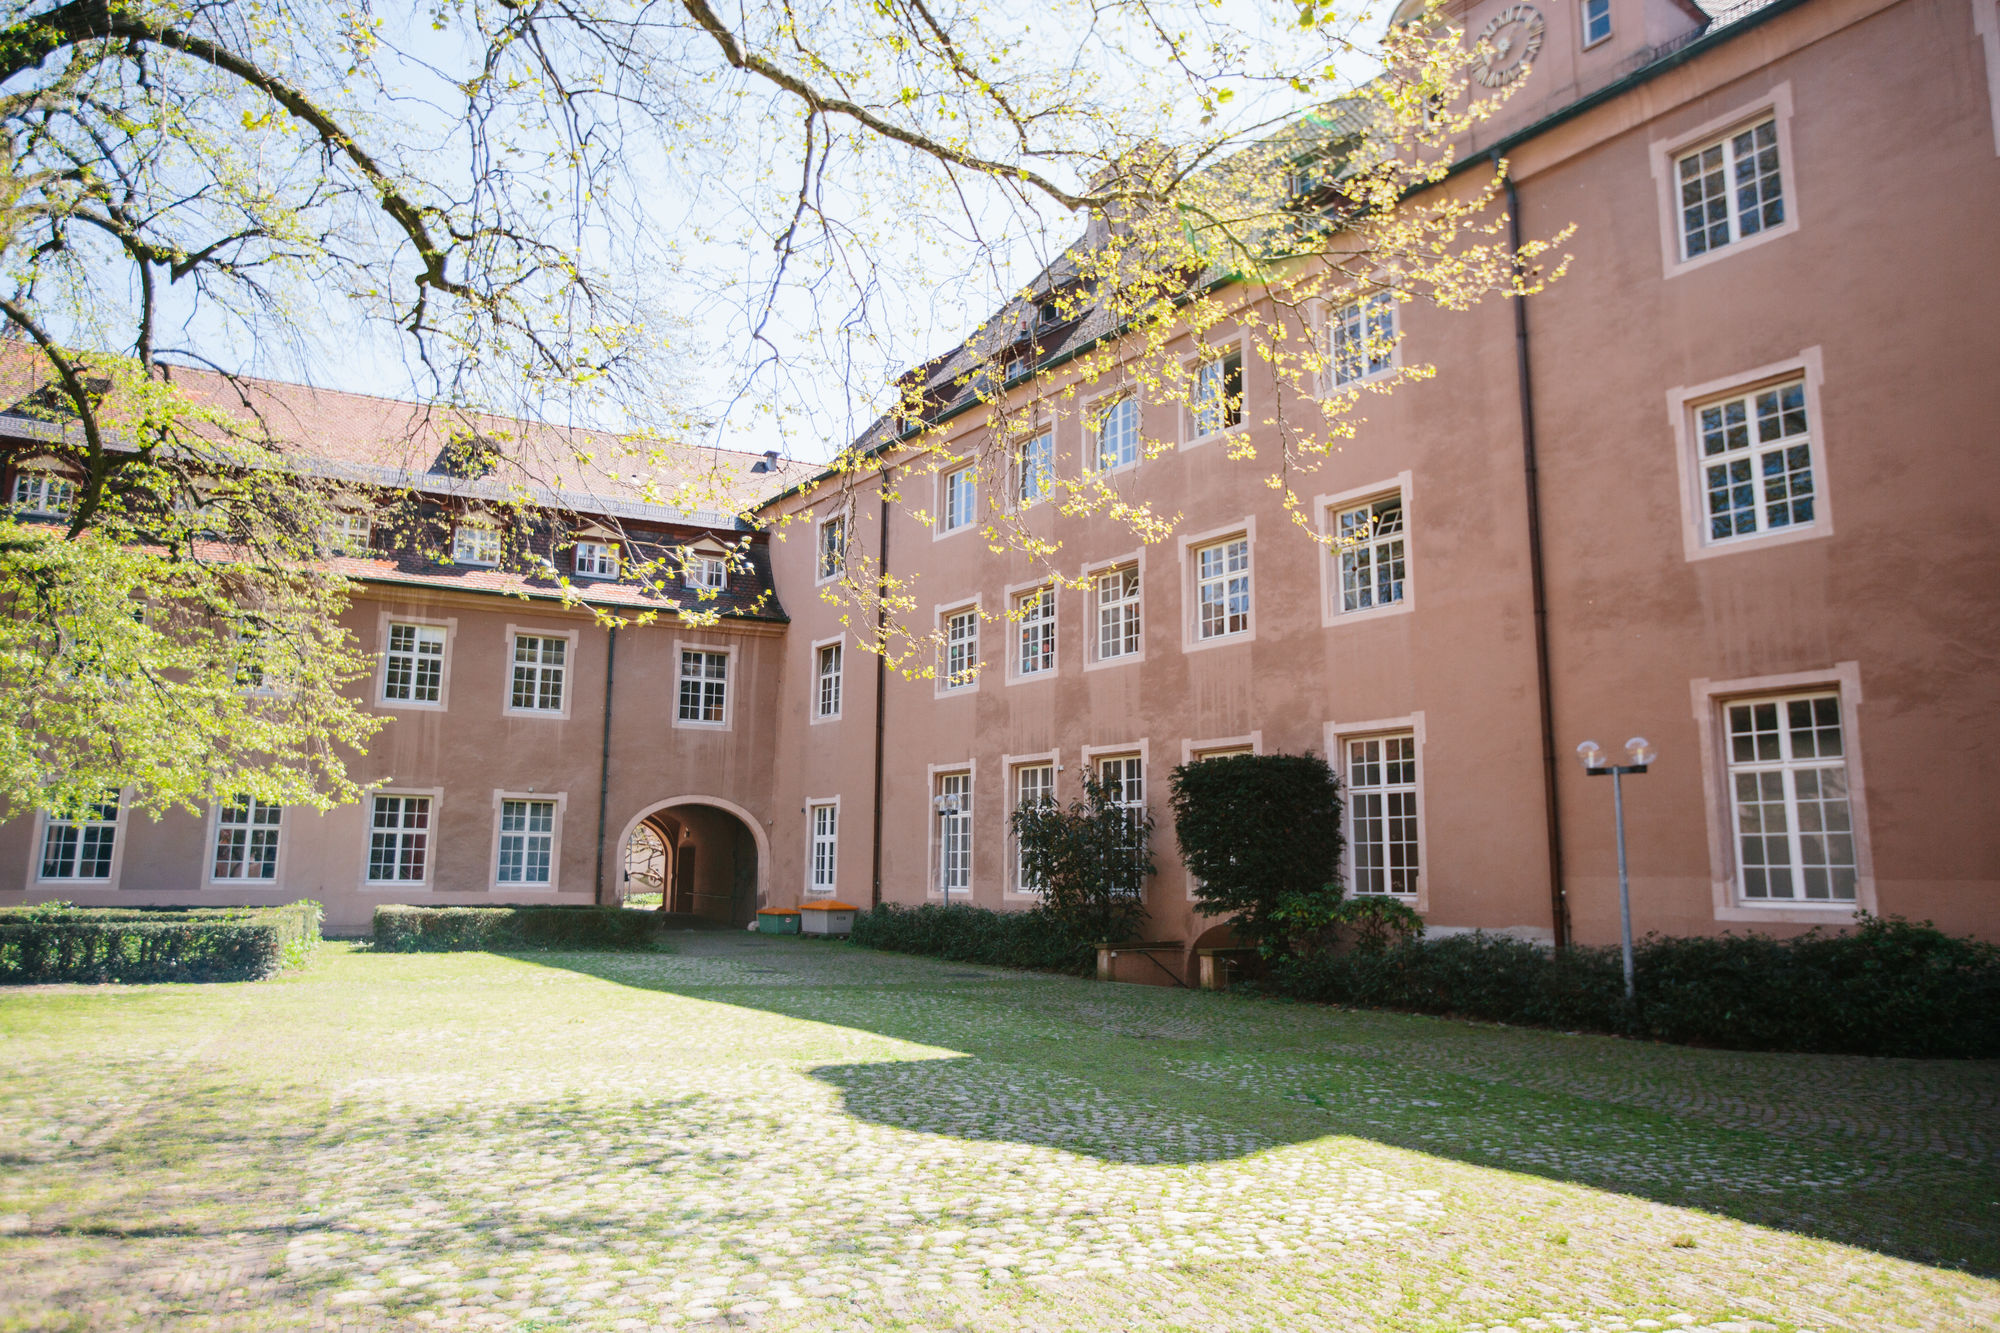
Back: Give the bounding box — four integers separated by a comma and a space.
755, 907, 801, 935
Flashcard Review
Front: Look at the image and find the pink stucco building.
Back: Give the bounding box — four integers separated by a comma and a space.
4, 0, 1997, 968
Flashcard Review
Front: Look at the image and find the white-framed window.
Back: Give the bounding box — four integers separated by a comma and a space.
1189, 348, 1244, 440
808, 802, 839, 896
1015, 431, 1054, 508
39, 793, 120, 881
509, 633, 568, 713
1725, 694, 1857, 903
1347, 734, 1420, 896
815, 640, 843, 719
684, 549, 728, 590
1676, 118, 1785, 261
942, 607, 979, 691
1094, 564, 1142, 661
453, 523, 501, 566
1695, 378, 1816, 543
211, 796, 281, 881
1012, 762, 1055, 894
323, 512, 374, 553
382, 622, 446, 705
935, 770, 972, 897
232, 619, 270, 693
12, 469, 75, 517
1097, 754, 1147, 896
1092, 395, 1140, 471
1580, 0, 1611, 47
941, 466, 976, 533
1015, 586, 1055, 677
367, 794, 432, 883
574, 540, 619, 579
677, 649, 729, 724
816, 515, 848, 582
1329, 294, 1396, 388
496, 798, 557, 885
1336, 493, 1406, 613
1195, 537, 1251, 641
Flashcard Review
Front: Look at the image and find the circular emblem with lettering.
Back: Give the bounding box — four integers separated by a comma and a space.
1474, 4, 1545, 88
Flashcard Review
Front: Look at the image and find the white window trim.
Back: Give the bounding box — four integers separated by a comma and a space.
809, 633, 846, 723
11, 464, 78, 517
374, 612, 457, 713
934, 598, 984, 697
1001, 749, 1060, 901
200, 796, 288, 888
1003, 578, 1060, 686
1667, 347, 1834, 563
1082, 551, 1146, 671
1181, 732, 1263, 765
804, 795, 841, 898
502, 624, 580, 720
27, 792, 132, 889
452, 520, 504, 567
1649, 82, 1799, 279
1316, 471, 1415, 627
1180, 332, 1250, 450
934, 462, 978, 539
1579, 0, 1612, 50
360, 786, 445, 891
1008, 422, 1058, 513
815, 513, 849, 585
1690, 663, 1877, 924
1978, 0, 2000, 156
1080, 741, 1152, 899
1325, 713, 1429, 913
572, 539, 620, 580
926, 761, 976, 901
488, 789, 568, 892
1178, 518, 1257, 654
1083, 386, 1142, 475
671, 639, 736, 731
1317, 291, 1402, 393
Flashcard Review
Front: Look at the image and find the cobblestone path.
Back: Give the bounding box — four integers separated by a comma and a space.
1, 936, 1994, 1331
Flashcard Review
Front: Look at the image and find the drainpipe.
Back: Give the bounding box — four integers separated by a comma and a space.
1502, 155, 1571, 950
593, 622, 619, 905
869, 468, 892, 909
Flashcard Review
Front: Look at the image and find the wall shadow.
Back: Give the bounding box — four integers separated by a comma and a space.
518, 938, 2000, 1277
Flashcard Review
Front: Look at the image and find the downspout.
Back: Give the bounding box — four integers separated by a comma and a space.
593, 622, 619, 905
869, 467, 892, 909
1502, 156, 1571, 950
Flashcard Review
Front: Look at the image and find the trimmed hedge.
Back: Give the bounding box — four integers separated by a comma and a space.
848, 903, 1095, 975
372, 904, 668, 952
0, 901, 322, 983
1266, 915, 2000, 1058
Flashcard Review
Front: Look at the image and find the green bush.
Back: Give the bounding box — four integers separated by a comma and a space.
372, 904, 667, 952
1010, 771, 1152, 945
1170, 752, 1344, 954
0, 900, 322, 983
1267, 915, 2000, 1058
848, 903, 1095, 975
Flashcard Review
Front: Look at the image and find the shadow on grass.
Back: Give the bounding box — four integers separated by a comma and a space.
517, 934, 2000, 1276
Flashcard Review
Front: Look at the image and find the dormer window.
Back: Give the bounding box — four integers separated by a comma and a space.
684, 548, 728, 590
11, 469, 75, 517
323, 512, 373, 554
453, 523, 501, 566
574, 540, 619, 579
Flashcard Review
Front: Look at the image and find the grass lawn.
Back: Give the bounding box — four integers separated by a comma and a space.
1, 934, 1995, 1331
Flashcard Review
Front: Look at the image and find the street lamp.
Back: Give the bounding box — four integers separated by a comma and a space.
1576, 736, 1656, 1002
933, 791, 963, 907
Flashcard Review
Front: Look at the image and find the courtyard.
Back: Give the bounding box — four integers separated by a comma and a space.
1, 934, 1995, 1331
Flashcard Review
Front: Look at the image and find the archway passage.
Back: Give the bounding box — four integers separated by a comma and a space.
618, 801, 761, 929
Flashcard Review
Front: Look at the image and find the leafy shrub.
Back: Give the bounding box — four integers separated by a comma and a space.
1170, 752, 1343, 953
1328, 895, 1427, 953
1011, 772, 1152, 945
372, 905, 666, 952
848, 903, 1096, 975
1267, 915, 2000, 1058
0, 900, 322, 983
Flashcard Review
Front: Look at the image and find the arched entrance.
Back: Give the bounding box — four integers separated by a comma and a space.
613, 797, 769, 929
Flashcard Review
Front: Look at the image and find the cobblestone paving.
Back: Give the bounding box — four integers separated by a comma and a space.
1, 936, 1995, 1331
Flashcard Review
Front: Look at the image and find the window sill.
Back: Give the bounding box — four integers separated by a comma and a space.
1323, 598, 1413, 629
1184, 629, 1253, 655
1666, 218, 1798, 280
1084, 652, 1143, 673
1685, 521, 1827, 564
504, 707, 570, 720
1182, 424, 1247, 451
361, 881, 433, 892
671, 719, 731, 731
378, 699, 448, 712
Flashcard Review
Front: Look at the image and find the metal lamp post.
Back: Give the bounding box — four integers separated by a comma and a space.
933, 792, 963, 907
1575, 736, 1657, 1002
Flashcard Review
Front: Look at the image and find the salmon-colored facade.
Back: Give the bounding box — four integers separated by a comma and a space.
3, 0, 1997, 957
